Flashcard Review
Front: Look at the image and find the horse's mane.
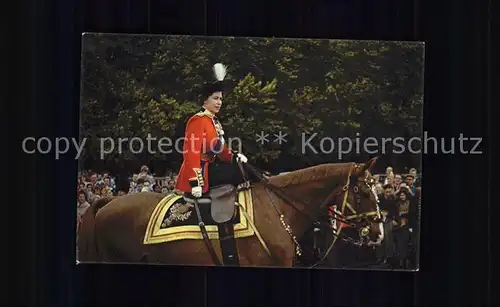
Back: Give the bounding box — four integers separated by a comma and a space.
268, 163, 356, 188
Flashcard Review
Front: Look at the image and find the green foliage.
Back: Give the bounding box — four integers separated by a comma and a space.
80, 34, 424, 170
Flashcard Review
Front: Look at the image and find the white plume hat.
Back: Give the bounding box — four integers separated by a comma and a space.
201, 62, 228, 99
212, 63, 227, 81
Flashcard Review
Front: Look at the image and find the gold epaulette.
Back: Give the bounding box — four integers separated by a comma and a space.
193, 109, 215, 118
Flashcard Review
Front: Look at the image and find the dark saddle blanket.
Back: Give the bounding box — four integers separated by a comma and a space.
160, 184, 241, 229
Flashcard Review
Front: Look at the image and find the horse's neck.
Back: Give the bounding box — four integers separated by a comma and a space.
279, 199, 315, 240
274, 181, 341, 239
262, 164, 352, 237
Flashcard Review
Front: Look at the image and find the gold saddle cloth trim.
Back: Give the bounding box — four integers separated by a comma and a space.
143, 189, 255, 244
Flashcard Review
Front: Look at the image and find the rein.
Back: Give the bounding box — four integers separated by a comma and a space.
241, 163, 381, 265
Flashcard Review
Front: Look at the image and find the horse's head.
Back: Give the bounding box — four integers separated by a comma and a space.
340, 157, 383, 246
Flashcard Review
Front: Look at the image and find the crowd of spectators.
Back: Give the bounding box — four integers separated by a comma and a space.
76, 165, 178, 228
126, 166, 178, 194
372, 166, 421, 269
76, 171, 117, 229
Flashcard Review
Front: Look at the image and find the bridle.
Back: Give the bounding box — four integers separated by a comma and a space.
309, 165, 382, 267
240, 162, 382, 265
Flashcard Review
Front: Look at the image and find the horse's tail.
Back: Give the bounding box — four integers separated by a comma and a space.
77, 196, 115, 262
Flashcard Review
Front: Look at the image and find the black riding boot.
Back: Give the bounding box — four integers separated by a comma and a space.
217, 221, 240, 266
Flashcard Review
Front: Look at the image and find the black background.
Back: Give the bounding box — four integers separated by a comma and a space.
12, 0, 491, 306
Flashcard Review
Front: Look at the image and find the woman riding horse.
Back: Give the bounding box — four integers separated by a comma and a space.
77, 65, 384, 268
77, 158, 384, 267
174, 63, 249, 265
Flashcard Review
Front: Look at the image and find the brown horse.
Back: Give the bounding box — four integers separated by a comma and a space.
77, 157, 382, 268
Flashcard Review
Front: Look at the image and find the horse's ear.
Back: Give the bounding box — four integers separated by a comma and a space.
356, 156, 378, 175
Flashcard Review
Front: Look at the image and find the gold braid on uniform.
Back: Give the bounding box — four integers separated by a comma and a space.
189, 168, 204, 187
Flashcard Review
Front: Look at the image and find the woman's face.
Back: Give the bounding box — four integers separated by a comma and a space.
78, 193, 86, 203
203, 91, 223, 114
399, 192, 407, 201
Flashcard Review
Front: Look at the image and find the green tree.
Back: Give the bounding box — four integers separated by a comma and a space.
80, 34, 424, 172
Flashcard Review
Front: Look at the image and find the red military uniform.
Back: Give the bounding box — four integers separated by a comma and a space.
175, 108, 234, 194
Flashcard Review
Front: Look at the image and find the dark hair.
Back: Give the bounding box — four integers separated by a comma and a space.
77, 189, 88, 201
383, 184, 393, 190
200, 81, 225, 103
